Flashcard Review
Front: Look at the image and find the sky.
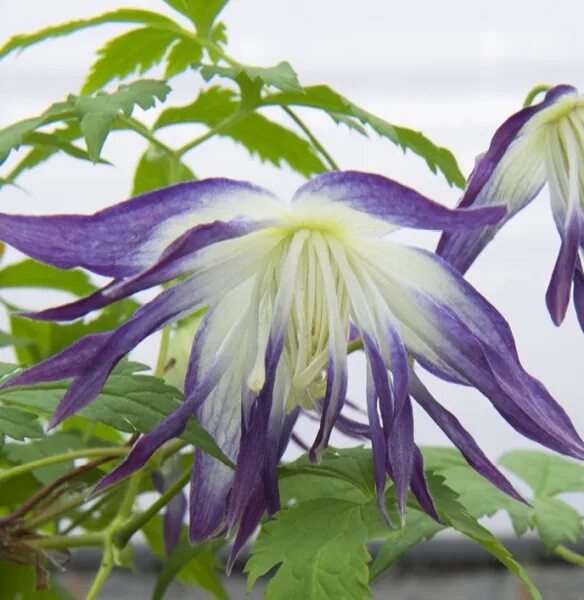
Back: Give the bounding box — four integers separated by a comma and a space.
1, 0, 584, 531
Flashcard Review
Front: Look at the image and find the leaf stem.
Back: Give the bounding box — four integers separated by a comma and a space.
113, 468, 190, 549
281, 106, 339, 171
155, 327, 171, 378
555, 545, 584, 568
523, 84, 552, 107
116, 114, 177, 157
0, 447, 129, 485
85, 539, 114, 600
177, 112, 242, 156
29, 532, 104, 550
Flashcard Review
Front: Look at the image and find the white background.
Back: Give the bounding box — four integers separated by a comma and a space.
1, 0, 584, 531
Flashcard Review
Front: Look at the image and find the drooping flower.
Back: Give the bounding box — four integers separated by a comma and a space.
1, 172, 583, 564
437, 84, 584, 330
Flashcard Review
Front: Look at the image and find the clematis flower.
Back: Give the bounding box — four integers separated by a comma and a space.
437, 84, 584, 330
1, 171, 583, 564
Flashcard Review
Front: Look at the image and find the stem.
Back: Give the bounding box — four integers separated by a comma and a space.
177, 112, 242, 156
523, 84, 552, 107
30, 532, 104, 550
281, 106, 340, 171
555, 545, 584, 567
0, 447, 129, 485
113, 468, 190, 549
85, 540, 114, 600
155, 327, 171, 378
347, 338, 363, 354
116, 114, 177, 157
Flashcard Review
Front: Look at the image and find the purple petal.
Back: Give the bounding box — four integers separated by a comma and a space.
0, 178, 276, 278
164, 489, 187, 555
437, 84, 577, 273
25, 219, 257, 322
409, 371, 525, 504
383, 246, 584, 460
546, 210, 581, 325
292, 171, 506, 230
50, 277, 204, 427
574, 262, 584, 332
410, 447, 440, 522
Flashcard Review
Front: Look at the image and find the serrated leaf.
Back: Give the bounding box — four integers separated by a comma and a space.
4, 431, 85, 484
152, 537, 227, 600
531, 497, 582, 550
0, 561, 77, 599
72, 80, 171, 160
163, 0, 229, 37
500, 450, 584, 496
156, 87, 326, 177
0, 9, 181, 59
132, 146, 195, 195
0, 405, 43, 440
200, 61, 303, 94
246, 499, 373, 600
0, 362, 231, 467
263, 85, 465, 187
164, 37, 203, 78
369, 509, 442, 580
0, 259, 95, 295
82, 28, 177, 93
427, 474, 541, 600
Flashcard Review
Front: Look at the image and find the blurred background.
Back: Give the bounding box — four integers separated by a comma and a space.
1, 0, 583, 544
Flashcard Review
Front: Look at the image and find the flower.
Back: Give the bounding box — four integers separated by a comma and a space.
437, 84, 584, 330
1, 171, 583, 564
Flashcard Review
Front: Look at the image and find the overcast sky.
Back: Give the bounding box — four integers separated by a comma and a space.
1, 0, 584, 531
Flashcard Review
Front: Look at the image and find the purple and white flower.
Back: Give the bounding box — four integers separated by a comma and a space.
1, 171, 583, 563
437, 85, 584, 330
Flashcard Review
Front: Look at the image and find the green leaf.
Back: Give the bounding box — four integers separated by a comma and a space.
165, 38, 203, 78
163, 0, 229, 37
0, 405, 43, 440
0, 102, 72, 164
3, 431, 85, 484
369, 509, 442, 580
156, 87, 326, 177
72, 80, 171, 160
427, 474, 541, 600
0, 258, 95, 295
500, 450, 584, 496
0, 330, 28, 348
0, 361, 231, 467
0, 9, 182, 59
200, 61, 303, 94
263, 85, 465, 187
132, 146, 195, 195
152, 537, 227, 600
499, 450, 584, 550
0, 561, 77, 599
82, 28, 177, 94
531, 497, 582, 550
246, 499, 373, 600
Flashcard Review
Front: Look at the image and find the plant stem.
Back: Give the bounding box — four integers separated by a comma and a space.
281, 106, 340, 171
155, 327, 171, 378
177, 112, 242, 156
523, 83, 552, 107
85, 540, 114, 600
116, 114, 177, 157
30, 532, 104, 550
113, 468, 190, 549
0, 447, 129, 485
555, 545, 584, 567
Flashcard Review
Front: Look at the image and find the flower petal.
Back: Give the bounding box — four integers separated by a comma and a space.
292, 171, 506, 231
410, 447, 440, 522
409, 371, 525, 503
437, 85, 578, 273
25, 219, 260, 322
574, 262, 584, 331
362, 242, 584, 460
0, 178, 280, 277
